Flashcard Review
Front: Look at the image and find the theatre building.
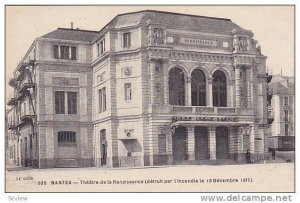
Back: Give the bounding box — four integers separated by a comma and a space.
6, 10, 270, 168
92, 10, 270, 167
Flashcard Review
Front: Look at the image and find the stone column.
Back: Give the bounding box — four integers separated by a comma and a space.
237, 126, 244, 153
187, 126, 195, 160
229, 79, 235, 107
246, 67, 252, 107
249, 125, 255, 154
249, 67, 254, 107
186, 76, 192, 106
235, 65, 241, 108
207, 77, 213, 107
208, 126, 216, 160
149, 58, 156, 105
228, 126, 236, 155
163, 65, 169, 105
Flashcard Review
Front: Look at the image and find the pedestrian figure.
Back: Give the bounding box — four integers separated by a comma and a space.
246, 150, 251, 164
272, 149, 276, 160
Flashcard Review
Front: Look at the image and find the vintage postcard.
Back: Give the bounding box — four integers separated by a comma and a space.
5, 5, 295, 192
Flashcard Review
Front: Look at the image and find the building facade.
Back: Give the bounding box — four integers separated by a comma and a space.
268, 75, 295, 151
6, 10, 270, 168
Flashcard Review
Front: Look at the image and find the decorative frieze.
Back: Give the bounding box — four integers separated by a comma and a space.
97, 71, 106, 83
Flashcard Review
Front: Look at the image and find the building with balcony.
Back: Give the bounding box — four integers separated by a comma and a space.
6, 28, 97, 168
268, 75, 295, 151
6, 10, 270, 168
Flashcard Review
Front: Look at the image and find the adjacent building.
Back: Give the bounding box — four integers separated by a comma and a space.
6, 10, 270, 168
268, 75, 295, 151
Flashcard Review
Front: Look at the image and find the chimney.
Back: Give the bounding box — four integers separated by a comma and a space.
71, 22, 74, 29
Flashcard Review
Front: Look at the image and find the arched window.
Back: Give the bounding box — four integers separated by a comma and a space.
169, 68, 185, 105
212, 70, 227, 107
191, 69, 206, 106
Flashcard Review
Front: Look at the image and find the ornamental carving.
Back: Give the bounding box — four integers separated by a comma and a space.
234, 37, 248, 52
97, 71, 106, 83
237, 126, 251, 136
124, 129, 134, 138
122, 67, 132, 77
159, 124, 176, 136
153, 28, 165, 45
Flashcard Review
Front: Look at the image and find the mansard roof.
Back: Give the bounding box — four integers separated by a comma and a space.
41, 10, 249, 43
42, 28, 98, 42
99, 10, 248, 35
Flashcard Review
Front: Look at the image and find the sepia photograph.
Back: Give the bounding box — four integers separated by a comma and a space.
4, 5, 295, 193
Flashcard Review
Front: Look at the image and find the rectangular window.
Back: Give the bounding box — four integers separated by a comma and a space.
29, 134, 32, 150
58, 131, 76, 146
60, 46, 69, 59
284, 124, 289, 136
67, 92, 77, 114
53, 45, 59, 59
284, 96, 289, 106
124, 83, 132, 100
158, 134, 167, 153
71, 47, 76, 60
55, 91, 65, 114
284, 110, 289, 122
54, 45, 76, 60
102, 87, 106, 112
98, 89, 103, 113
98, 39, 105, 56
98, 87, 107, 113
123, 32, 131, 48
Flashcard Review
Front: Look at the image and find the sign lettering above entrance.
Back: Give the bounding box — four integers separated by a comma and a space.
172, 116, 238, 123
180, 37, 217, 47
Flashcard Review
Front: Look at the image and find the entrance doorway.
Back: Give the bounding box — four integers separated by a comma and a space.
100, 129, 107, 166
172, 126, 187, 163
195, 127, 209, 160
216, 126, 229, 159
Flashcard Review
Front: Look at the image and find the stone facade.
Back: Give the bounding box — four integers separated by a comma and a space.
268, 75, 294, 151
6, 10, 270, 168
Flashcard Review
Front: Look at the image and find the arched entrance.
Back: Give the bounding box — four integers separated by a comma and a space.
216, 126, 229, 159
195, 126, 209, 160
172, 126, 187, 163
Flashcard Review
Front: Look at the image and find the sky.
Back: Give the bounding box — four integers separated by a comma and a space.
5, 5, 294, 100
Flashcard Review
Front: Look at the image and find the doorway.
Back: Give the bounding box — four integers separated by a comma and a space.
195, 127, 209, 160
100, 129, 107, 166
216, 126, 229, 159
172, 126, 187, 163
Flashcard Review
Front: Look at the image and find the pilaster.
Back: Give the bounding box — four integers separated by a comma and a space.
187, 126, 195, 160
207, 77, 213, 107
235, 65, 241, 108
208, 126, 216, 160
187, 76, 192, 106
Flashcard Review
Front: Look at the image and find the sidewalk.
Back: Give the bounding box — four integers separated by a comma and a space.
6, 164, 33, 172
